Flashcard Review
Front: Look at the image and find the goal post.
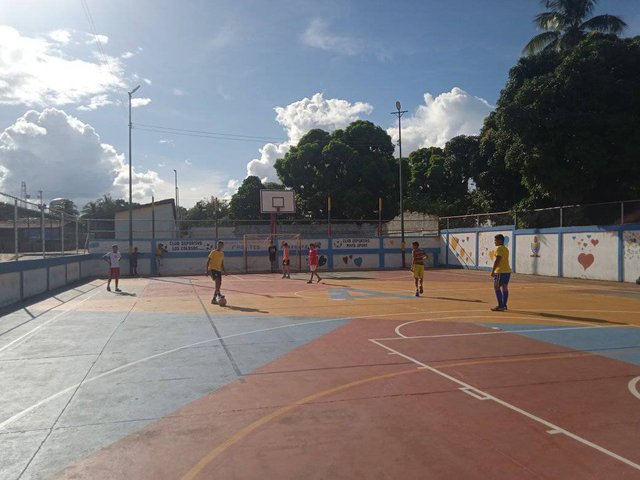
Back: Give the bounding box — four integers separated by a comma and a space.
242, 233, 303, 273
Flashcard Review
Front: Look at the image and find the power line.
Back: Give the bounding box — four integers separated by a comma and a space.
135, 123, 285, 142
135, 126, 286, 144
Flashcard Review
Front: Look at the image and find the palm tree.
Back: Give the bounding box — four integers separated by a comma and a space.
523, 0, 626, 55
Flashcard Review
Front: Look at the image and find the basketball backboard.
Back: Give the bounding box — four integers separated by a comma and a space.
260, 189, 295, 214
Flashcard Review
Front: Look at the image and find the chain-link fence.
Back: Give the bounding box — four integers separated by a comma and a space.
0, 191, 88, 262
439, 200, 640, 230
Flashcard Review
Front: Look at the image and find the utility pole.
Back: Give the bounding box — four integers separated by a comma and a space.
391, 101, 408, 268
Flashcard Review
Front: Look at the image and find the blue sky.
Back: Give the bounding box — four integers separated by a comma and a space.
0, 0, 638, 208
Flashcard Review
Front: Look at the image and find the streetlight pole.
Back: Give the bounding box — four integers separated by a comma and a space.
173, 169, 179, 237
391, 101, 408, 268
128, 85, 140, 272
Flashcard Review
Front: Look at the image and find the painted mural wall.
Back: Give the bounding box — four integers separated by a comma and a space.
478, 231, 512, 269
562, 231, 618, 281
515, 234, 559, 277
383, 236, 439, 269
447, 232, 477, 268
623, 230, 640, 283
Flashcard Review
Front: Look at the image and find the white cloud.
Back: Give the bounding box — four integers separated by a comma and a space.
86, 33, 109, 45
121, 51, 135, 59
0, 108, 163, 206
0, 26, 125, 107
389, 87, 493, 153
77, 94, 114, 111
159, 139, 174, 146
172, 88, 185, 96
302, 19, 390, 60
274, 92, 373, 145
48, 29, 71, 44
143, 78, 152, 85
185, 159, 192, 166
130, 97, 151, 108
242, 92, 373, 185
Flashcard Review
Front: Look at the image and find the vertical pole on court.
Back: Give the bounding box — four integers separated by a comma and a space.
41, 200, 45, 258
75, 217, 79, 254
14, 198, 19, 261
559, 206, 563, 227
61, 211, 65, 256
327, 195, 332, 238
378, 197, 383, 237
620, 201, 624, 225
243, 234, 248, 273
151, 196, 156, 242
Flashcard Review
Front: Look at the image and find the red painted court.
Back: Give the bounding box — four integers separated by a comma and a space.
2, 270, 640, 479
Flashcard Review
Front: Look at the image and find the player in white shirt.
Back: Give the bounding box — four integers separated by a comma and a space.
102, 244, 122, 292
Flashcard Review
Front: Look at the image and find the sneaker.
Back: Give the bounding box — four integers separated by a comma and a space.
107, 286, 111, 292
415, 290, 419, 297
115, 288, 122, 292
287, 275, 290, 278
282, 274, 286, 279
419, 285, 423, 294
503, 306, 508, 311
211, 297, 218, 304
317, 278, 322, 283
307, 280, 313, 284
490, 306, 505, 312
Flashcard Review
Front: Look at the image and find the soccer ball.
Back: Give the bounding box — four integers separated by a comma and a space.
218, 297, 227, 307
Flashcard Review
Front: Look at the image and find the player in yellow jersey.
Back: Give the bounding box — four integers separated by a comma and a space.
490, 234, 512, 311
411, 241, 426, 297
206, 241, 226, 304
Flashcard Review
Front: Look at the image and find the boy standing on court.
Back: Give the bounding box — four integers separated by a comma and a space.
268, 239, 277, 273
206, 241, 226, 304
155, 243, 167, 275
411, 241, 426, 297
103, 244, 122, 292
129, 247, 139, 276
307, 243, 321, 284
282, 242, 291, 279
491, 234, 512, 311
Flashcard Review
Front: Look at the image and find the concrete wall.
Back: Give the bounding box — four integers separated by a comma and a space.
0, 255, 99, 308
442, 224, 640, 283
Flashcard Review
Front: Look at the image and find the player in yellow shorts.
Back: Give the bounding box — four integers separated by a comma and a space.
205, 241, 226, 304
490, 234, 512, 311
411, 241, 426, 297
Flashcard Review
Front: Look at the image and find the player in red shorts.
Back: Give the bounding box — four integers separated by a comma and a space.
307, 243, 322, 284
102, 244, 122, 292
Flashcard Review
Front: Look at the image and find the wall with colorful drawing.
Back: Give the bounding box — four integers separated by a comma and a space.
515, 234, 559, 277
623, 230, 640, 283
477, 231, 511, 269
383, 236, 440, 269
446, 232, 476, 268
441, 224, 640, 283
562, 231, 618, 281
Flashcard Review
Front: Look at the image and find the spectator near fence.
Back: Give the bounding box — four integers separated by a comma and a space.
268, 239, 277, 273
155, 243, 168, 275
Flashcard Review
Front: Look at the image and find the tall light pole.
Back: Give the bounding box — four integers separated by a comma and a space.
173, 169, 179, 214
128, 84, 140, 270
392, 101, 408, 268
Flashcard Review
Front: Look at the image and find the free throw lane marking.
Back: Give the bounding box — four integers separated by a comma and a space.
369, 338, 640, 473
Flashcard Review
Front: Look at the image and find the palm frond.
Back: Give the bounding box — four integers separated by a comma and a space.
534, 11, 566, 30
581, 14, 627, 34
523, 31, 560, 55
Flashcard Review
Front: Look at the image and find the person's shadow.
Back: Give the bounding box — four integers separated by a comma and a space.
114, 291, 137, 297
222, 305, 268, 313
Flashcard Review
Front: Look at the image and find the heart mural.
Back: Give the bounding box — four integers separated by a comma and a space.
578, 253, 594, 270
354, 257, 363, 267
591, 239, 599, 246
342, 256, 349, 264
489, 250, 496, 261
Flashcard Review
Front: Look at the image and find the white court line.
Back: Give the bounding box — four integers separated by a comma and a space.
0, 315, 355, 432
629, 377, 640, 401
394, 309, 640, 338
379, 324, 615, 342
0, 286, 105, 354
369, 338, 640, 472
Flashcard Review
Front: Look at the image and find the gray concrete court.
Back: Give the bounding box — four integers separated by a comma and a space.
0, 277, 347, 479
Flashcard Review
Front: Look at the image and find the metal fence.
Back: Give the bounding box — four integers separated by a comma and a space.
439, 200, 640, 230
0, 191, 88, 262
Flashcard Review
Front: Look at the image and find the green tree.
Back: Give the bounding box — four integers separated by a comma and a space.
50, 198, 78, 216
81, 194, 128, 219
492, 34, 640, 206
524, 0, 626, 55
229, 176, 265, 219
185, 197, 229, 223
275, 121, 399, 220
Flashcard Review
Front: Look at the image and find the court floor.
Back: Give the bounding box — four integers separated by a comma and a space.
1, 269, 640, 479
